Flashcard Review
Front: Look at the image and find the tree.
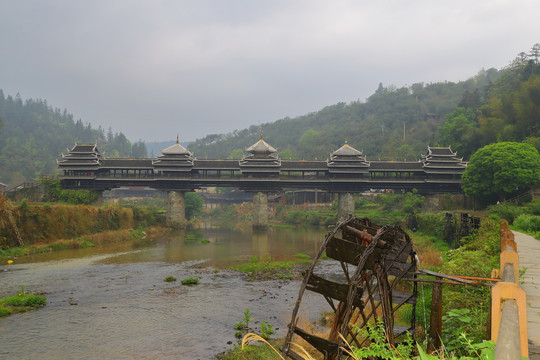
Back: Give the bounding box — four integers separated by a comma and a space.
185, 192, 204, 219
278, 148, 298, 160
131, 140, 147, 158
462, 142, 540, 200
438, 107, 478, 158
227, 148, 244, 160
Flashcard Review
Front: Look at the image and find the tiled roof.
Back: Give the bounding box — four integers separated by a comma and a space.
332, 143, 363, 157
160, 142, 192, 156
245, 139, 277, 154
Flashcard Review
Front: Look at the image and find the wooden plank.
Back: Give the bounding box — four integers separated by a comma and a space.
419, 269, 474, 284
293, 327, 339, 356
393, 324, 414, 336
427, 277, 443, 352
306, 273, 365, 308
374, 290, 416, 306
325, 236, 380, 269
385, 241, 413, 263
388, 261, 416, 277
326, 236, 413, 270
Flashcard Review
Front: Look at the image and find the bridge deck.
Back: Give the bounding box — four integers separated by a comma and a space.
514, 231, 540, 359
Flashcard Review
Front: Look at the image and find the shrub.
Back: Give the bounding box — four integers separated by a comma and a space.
181, 278, 199, 285
513, 214, 540, 233
416, 212, 445, 237
525, 199, 540, 215
487, 202, 523, 224
164, 276, 177, 282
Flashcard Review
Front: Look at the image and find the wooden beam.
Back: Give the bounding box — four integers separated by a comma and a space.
427, 277, 443, 353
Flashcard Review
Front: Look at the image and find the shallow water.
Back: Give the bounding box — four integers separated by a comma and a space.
0, 226, 330, 359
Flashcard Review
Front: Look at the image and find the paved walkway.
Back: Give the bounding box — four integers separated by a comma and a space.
513, 231, 540, 359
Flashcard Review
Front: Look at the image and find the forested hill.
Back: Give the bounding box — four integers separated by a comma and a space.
189, 45, 540, 162
0, 92, 147, 186
188, 71, 500, 161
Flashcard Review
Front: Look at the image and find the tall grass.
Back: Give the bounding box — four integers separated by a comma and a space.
513, 214, 540, 233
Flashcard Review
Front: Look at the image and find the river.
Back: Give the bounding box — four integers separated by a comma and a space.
0, 226, 331, 359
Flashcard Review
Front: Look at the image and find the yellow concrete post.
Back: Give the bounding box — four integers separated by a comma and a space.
491, 281, 528, 359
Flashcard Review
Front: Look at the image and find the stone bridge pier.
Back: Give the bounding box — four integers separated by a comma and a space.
167, 191, 186, 229
252, 191, 269, 231
337, 192, 355, 222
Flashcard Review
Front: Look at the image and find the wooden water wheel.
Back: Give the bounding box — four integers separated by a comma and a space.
281, 217, 418, 360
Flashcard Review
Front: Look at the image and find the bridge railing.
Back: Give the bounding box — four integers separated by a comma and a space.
491, 221, 528, 359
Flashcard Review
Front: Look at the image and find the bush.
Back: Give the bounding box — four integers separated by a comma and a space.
416, 212, 445, 237
181, 278, 199, 285
525, 199, 540, 215
487, 203, 523, 224
513, 214, 540, 233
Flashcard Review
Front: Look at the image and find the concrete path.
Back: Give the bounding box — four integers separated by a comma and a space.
513, 231, 540, 359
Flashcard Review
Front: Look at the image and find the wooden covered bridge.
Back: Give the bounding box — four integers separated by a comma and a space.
57, 137, 467, 229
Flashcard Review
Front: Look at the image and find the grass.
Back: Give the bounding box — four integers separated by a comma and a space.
181, 277, 199, 285
230, 254, 312, 280
164, 276, 177, 282
216, 343, 283, 360
0, 291, 47, 317
268, 224, 296, 229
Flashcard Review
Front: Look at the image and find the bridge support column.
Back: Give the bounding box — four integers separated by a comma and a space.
252, 192, 268, 231
337, 192, 355, 222
167, 191, 186, 229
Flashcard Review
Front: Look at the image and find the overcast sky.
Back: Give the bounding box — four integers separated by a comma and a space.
1, 1, 539, 143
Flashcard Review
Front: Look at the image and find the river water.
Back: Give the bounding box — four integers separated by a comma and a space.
0, 226, 331, 359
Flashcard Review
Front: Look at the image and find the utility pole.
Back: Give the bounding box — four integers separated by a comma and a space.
403, 122, 406, 141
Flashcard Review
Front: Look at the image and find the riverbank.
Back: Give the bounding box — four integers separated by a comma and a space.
0, 197, 167, 261
1, 226, 170, 262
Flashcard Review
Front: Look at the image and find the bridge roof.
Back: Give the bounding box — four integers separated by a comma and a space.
100, 159, 153, 169
193, 159, 240, 170
332, 143, 363, 157
245, 139, 277, 154
281, 160, 328, 170
160, 142, 192, 156
370, 161, 423, 171
424, 146, 457, 157
69, 143, 102, 154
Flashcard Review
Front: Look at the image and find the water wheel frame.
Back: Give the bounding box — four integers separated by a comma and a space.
281, 216, 418, 360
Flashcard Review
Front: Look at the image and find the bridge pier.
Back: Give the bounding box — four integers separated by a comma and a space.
167, 191, 186, 229
252, 191, 268, 231
337, 192, 355, 222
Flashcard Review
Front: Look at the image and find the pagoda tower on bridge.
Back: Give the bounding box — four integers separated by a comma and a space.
239, 134, 281, 178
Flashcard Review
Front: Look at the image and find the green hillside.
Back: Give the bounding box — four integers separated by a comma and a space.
187, 71, 498, 161
189, 44, 540, 162
0, 93, 147, 186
